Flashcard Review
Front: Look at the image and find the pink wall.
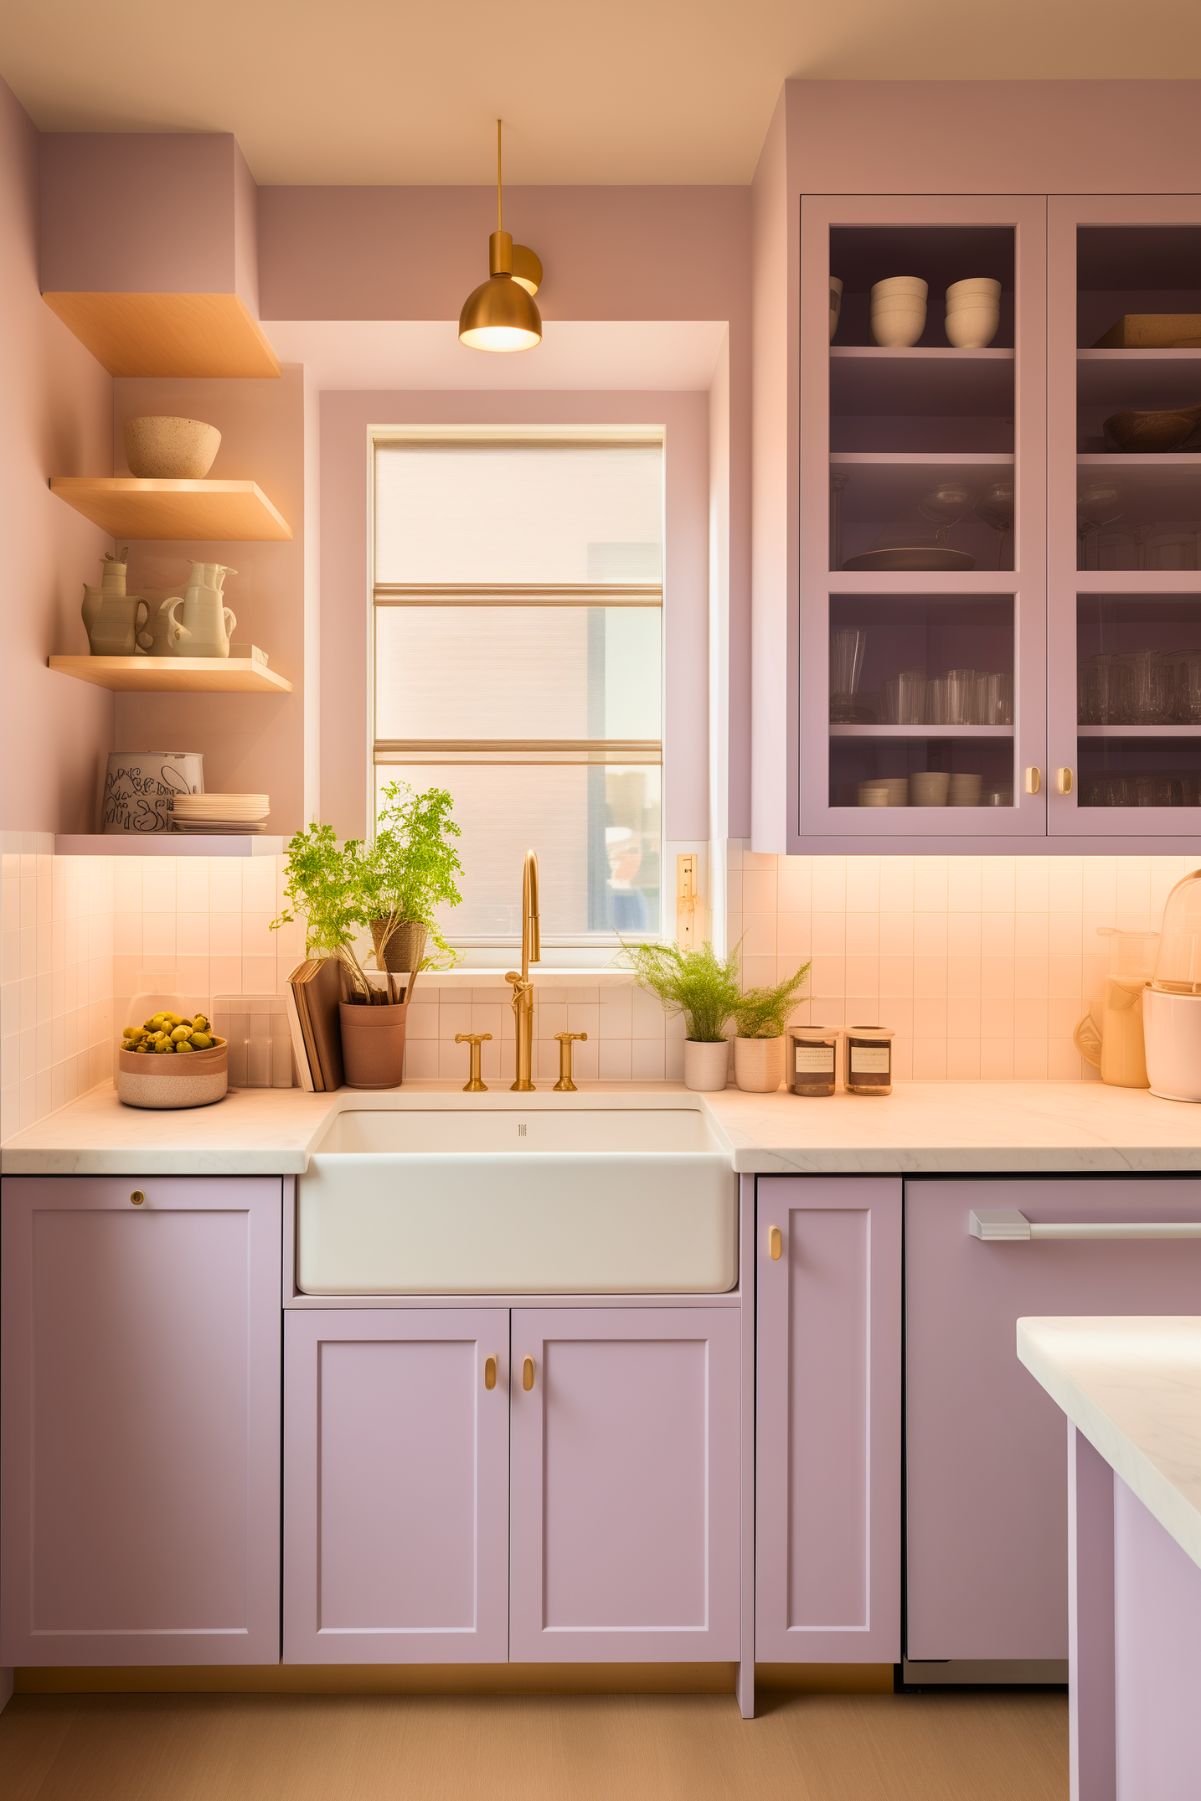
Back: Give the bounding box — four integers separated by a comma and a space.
111, 370, 306, 833
0, 78, 114, 835
784, 80, 1201, 193
39, 132, 248, 296
319, 390, 709, 842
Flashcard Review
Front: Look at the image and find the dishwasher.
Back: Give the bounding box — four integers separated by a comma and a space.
905, 1175, 1201, 1680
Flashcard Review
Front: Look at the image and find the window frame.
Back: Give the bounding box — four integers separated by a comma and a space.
367, 425, 668, 961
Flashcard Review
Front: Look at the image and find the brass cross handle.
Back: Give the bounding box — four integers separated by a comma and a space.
553, 1030, 588, 1093
454, 1031, 492, 1093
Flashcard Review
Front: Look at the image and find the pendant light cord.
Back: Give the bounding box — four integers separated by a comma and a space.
496, 118, 503, 234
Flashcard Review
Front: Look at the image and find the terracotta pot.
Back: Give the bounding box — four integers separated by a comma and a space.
733, 1034, 786, 1093
339, 1000, 407, 1089
683, 1039, 730, 1092
371, 918, 429, 975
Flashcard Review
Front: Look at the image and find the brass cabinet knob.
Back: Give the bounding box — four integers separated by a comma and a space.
1024, 766, 1042, 795
483, 1354, 498, 1392
553, 1030, 588, 1093
522, 1355, 536, 1392
1056, 766, 1074, 796
454, 1032, 492, 1093
130, 1190, 146, 1206
769, 1225, 783, 1261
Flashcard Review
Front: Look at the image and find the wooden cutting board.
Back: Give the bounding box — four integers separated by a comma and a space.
1095, 314, 1201, 348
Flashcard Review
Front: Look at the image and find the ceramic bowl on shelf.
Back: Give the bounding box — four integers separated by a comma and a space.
910, 771, 951, 807
871, 276, 928, 301
946, 277, 1001, 306
945, 302, 1000, 349
124, 416, 222, 480
1102, 405, 1201, 454
870, 302, 927, 348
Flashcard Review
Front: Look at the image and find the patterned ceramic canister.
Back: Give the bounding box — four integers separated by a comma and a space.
101, 751, 204, 834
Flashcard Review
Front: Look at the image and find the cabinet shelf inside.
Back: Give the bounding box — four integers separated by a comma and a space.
1077, 349, 1201, 409
829, 724, 1012, 739
830, 348, 1015, 420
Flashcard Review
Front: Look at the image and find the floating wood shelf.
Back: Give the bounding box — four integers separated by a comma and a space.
49, 656, 292, 695
55, 834, 284, 858
50, 478, 292, 541
42, 291, 280, 380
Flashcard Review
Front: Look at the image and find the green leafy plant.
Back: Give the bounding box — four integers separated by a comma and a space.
620, 940, 742, 1043
364, 781, 464, 969
733, 962, 811, 1039
272, 822, 377, 1001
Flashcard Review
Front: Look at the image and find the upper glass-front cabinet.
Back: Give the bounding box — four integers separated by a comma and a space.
1048, 196, 1201, 837
798, 196, 1047, 840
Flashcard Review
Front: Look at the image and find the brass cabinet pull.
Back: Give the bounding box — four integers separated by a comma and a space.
130, 1190, 146, 1206
522, 1355, 536, 1392
1056, 766, 1074, 796
1024, 766, 1042, 795
769, 1225, 782, 1261
483, 1354, 497, 1391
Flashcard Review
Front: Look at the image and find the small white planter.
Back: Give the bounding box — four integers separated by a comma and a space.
734, 1035, 786, 1093
683, 1039, 730, 1092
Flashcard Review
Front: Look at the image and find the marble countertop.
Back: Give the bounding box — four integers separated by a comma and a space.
2, 1078, 1201, 1176
1018, 1317, 1201, 1572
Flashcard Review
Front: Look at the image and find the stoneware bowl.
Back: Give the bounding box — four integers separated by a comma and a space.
116, 1036, 228, 1109
946, 277, 1001, 305
871, 302, 927, 347
910, 771, 951, 806
945, 303, 1000, 348
871, 276, 928, 301
125, 416, 222, 480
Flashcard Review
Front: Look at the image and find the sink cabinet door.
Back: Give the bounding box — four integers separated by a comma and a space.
756, 1177, 902, 1663
283, 1308, 510, 1662
508, 1306, 741, 1662
0, 1175, 281, 1666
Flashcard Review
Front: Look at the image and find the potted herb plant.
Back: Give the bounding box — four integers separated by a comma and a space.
364, 781, 463, 973
274, 823, 409, 1088
732, 962, 811, 1093
621, 940, 741, 1091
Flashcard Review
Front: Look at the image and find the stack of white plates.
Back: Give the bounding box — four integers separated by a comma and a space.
170, 794, 270, 835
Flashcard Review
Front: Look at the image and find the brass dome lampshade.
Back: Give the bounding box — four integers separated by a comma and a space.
459, 121, 543, 352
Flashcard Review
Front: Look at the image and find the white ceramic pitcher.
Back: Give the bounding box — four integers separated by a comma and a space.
165, 562, 237, 658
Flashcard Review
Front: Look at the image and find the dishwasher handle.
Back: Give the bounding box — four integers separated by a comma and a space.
970, 1207, 1201, 1243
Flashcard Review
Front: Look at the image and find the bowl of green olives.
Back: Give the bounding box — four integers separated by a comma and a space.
116, 1011, 229, 1109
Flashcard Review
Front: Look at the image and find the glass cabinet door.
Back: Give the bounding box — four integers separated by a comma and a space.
797, 195, 1048, 842
1048, 195, 1201, 838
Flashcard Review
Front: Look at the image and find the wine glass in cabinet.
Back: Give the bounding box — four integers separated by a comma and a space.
796, 194, 1047, 845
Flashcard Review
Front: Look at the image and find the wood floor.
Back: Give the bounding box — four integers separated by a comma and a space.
0, 1689, 1068, 1801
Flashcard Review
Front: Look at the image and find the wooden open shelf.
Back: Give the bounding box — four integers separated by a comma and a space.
55, 834, 285, 858
42, 292, 280, 380
49, 656, 292, 695
50, 478, 292, 541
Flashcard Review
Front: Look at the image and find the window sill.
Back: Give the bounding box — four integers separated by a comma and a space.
415, 966, 635, 989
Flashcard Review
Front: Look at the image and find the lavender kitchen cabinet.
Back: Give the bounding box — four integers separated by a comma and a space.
906, 1177, 1201, 1666
755, 1177, 902, 1663
508, 1306, 741, 1662
0, 1176, 281, 1666
283, 1308, 510, 1662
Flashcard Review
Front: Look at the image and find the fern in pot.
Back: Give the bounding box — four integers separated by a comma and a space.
273, 823, 411, 1089
621, 941, 741, 1091
364, 781, 464, 974
732, 963, 811, 1093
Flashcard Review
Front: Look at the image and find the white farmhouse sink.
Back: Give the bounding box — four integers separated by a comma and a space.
297, 1107, 736, 1295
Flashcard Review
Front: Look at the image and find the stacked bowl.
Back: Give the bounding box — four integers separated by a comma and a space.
870, 277, 927, 347
945, 278, 1000, 348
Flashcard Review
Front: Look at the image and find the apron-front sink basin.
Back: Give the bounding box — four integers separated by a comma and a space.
297, 1106, 736, 1294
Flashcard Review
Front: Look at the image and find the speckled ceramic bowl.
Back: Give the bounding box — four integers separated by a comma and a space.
116, 1036, 228, 1109
124, 416, 222, 480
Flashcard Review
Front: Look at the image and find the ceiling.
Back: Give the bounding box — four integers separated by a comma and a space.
3, 0, 1201, 185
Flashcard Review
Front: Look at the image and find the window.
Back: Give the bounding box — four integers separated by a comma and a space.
372, 429, 664, 949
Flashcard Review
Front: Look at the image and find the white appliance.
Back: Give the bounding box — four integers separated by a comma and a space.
1143, 869, 1201, 1102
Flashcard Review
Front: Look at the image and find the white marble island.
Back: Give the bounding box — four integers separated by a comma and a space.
1018, 1318, 1201, 1801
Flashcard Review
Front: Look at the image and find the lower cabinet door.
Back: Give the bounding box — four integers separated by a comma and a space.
283, 1308, 509, 1662
756, 1177, 902, 1663
0, 1175, 282, 1666
509, 1306, 741, 1662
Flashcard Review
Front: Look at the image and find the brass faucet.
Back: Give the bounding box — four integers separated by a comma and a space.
505, 849, 540, 1091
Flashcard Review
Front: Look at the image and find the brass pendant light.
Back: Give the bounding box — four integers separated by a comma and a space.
458, 120, 543, 352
